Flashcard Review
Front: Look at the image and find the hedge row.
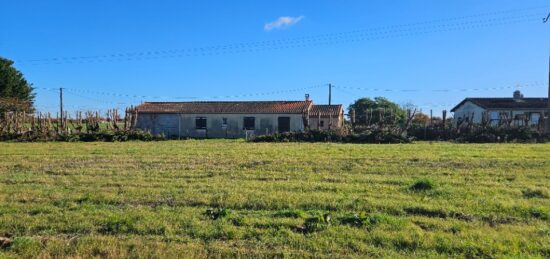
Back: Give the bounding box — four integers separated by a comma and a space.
251, 129, 412, 144
251, 127, 550, 144
406, 126, 550, 143
0, 130, 164, 142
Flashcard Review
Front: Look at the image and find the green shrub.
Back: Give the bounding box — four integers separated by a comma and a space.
453, 127, 550, 143
0, 129, 161, 142
252, 129, 411, 144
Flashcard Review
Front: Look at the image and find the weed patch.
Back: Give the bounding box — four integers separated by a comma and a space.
273, 209, 306, 219
98, 215, 139, 235
409, 179, 436, 192
205, 208, 232, 220
522, 188, 548, 199
404, 207, 448, 218
296, 213, 332, 233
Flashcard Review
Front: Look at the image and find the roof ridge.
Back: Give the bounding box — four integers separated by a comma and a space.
136, 100, 318, 114
144, 100, 311, 104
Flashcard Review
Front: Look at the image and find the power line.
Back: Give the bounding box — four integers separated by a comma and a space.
16, 8, 546, 65
33, 81, 545, 107
34, 84, 328, 102
332, 81, 546, 93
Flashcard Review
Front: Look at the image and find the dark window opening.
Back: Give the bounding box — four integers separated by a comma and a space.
243, 117, 255, 130
278, 117, 290, 132
320, 120, 325, 127
195, 117, 207, 129
222, 118, 228, 127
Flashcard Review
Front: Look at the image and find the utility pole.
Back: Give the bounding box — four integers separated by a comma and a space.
59, 87, 64, 132
328, 83, 332, 105
547, 54, 550, 132
544, 14, 550, 132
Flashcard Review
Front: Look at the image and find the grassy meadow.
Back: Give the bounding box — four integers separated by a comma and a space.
0, 140, 548, 257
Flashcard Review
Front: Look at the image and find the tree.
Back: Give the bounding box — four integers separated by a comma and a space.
412, 112, 430, 126
348, 97, 406, 127
0, 57, 34, 112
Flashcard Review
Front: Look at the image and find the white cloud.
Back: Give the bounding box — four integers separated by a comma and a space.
264, 16, 304, 31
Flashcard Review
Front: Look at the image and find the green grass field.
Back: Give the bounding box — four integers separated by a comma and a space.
0, 141, 548, 257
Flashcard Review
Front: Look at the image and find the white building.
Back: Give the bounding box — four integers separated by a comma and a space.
134, 98, 344, 138
451, 90, 548, 127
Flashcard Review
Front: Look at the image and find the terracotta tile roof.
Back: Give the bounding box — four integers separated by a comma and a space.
135, 101, 313, 114
451, 98, 549, 112
310, 105, 343, 117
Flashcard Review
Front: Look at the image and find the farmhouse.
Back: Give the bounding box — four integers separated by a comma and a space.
134, 97, 344, 138
451, 90, 548, 127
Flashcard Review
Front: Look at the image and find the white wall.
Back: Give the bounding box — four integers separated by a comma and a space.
453, 101, 545, 126
136, 113, 305, 138
453, 101, 486, 125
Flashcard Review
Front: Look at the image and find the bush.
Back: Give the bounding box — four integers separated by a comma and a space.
0, 129, 162, 142
251, 129, 411, 144
453, 127, 549, 143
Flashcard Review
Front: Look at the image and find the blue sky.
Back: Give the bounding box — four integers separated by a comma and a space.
2, 0, 550, 115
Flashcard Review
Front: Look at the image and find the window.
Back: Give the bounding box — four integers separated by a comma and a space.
195, 117, 207, 129
221, 118, 228, 128
320, 120, 325, 127
489, 112, 499, 121
243, 117, 255, 130
530, 113, 541, 125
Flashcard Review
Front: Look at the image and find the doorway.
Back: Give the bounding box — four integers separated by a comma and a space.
278, 117, 290, 132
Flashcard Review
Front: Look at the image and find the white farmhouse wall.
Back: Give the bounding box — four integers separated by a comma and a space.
452, 101, 486, 125
453, 101, 546, 126
136, 113, 304, 138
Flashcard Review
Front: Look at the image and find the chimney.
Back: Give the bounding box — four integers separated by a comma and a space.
513, 90, 523, 100
305, 94, 310, 101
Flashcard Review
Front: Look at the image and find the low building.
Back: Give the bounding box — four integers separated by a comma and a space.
309, 104, 344, 130
134, 98, 344, 138
451, 90, 548, 127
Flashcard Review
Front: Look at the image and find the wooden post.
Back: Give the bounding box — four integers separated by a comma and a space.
442, 110, 447, 129
350, 108, 356, 130
430, 110, 433, 127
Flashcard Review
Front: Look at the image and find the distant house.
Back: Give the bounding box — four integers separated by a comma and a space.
134, 97, 344, 138
451, 90, 548, 127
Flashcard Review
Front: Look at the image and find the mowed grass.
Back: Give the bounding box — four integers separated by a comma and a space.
0, 141, 548, 257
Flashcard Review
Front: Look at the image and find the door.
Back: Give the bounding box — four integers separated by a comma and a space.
278, 117, 290, 132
